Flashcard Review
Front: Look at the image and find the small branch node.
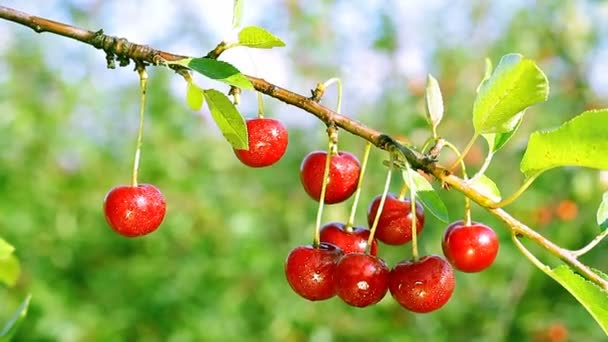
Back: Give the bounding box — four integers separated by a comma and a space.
310, 83, 325, 102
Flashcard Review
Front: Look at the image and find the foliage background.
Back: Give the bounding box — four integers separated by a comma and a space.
1, 1, 608, 341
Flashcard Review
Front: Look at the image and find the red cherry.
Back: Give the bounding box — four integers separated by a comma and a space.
103, 184, 166, 237
442, 220, 499, 273
367, 193, 425, 245
284, 243, 343, 301
334, 253, 389, 307
319, 222, 378, 256
389, 255, 455, 313
233, 118, 288, 167
299, 151, 360, 204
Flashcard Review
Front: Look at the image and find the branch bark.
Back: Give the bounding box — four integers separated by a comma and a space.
1, 5, 606, 291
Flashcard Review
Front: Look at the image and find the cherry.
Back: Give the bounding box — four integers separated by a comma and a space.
389, 255, 455, 313
233, 118, 288, 168
334, 253, 389, 307
319, 222, 378, 256
284, 243, 343, 301
367, 193, 425, 245
299, 151, 360, 204
441, 220, 499, 273
103, 184, 166, 237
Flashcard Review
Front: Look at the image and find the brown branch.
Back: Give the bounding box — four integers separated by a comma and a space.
1, 5, 607, 291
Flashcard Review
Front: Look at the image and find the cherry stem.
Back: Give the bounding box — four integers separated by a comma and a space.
257, 91, 265, 118
469, 150, 495, 183
511, 233, 550, 274
444, 141, 472, 225
449, 133, 478, 171
420, 136, 435, 154
131, 66, 148, 187
408, 170, 419, 261
397, 183, 408, 201
345, 142, 372, 231
367, 153, 393, 252
571, 228, 608, 258
489, 173, 539, 209
313, 127, 337, 247
322, 77, 343, 115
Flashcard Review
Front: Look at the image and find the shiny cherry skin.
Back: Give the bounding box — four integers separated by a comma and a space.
299, 151, 360, 204
234, 118, 288, 167
103, 184, 166, 237
334, 253, 389, 307
319, 222, 378, 256
442, 220, 499, 273
389, 255, 455, 313
284, 243, 343, 301
367, 193, 425, 245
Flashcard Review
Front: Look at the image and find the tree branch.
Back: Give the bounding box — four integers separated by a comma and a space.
1, 5, 606, 291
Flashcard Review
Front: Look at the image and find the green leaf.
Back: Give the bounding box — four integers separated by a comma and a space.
520, 109, 608, 178
238, 26, 286, 49
482, 112, 523, 153
232, 0, 244, 28
548, 265, 608, 335
402, 169, 449, 223
203, 89, 248, 150
597, 192, 608, 230
185, 58, 253, 90
473, 53, 549, 134
0, 254, 20, 287
425, 74, 444, 133
186, 82, 204, 111
0, 295, 31, 342
475, 57, 493, 94
0, 238, 14, 260
468, 175, 501, 202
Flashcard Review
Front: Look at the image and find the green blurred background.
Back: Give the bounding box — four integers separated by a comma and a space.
1, 1, 608, 341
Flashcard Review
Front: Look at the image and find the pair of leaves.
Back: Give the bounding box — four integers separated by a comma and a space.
177, 25, 284, 150
186, 86, 249, 150
177, 25, 285, 90
0, 238, 20, 287
0, 295, 31, 342
465, 55, 547, 181
426, 55, 540, 181
177, 26, 284, 90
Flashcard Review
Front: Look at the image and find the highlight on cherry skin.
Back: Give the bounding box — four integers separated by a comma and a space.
284, 242, 343, 301
319, 222, 379, 256
367, 193, 425, 245
389, 255, 455, 313
233, 117, 289, 168
299, 150, 361, 204
103, 184, 167, 237
441, 220, 499, 273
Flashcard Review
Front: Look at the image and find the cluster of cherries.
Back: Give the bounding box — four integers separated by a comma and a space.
101, 115, 499, 314
289, 149, 499, 312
